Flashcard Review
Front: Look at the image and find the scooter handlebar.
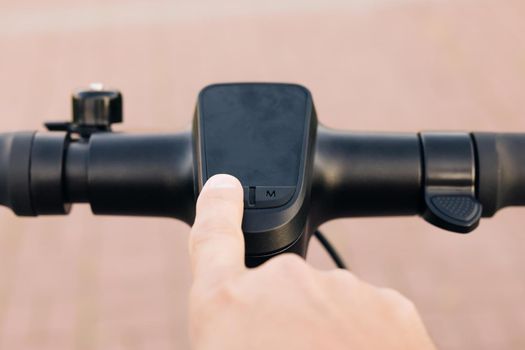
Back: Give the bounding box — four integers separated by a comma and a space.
0, 82, 523, 265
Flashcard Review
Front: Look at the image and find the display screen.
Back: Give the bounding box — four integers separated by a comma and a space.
198, 83, 310, 187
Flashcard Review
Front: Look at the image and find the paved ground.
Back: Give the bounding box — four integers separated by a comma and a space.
0, 0, 524, 349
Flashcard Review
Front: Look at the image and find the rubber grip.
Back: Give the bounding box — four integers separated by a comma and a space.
0, 132, 36, 215
311, 126, 422, 224
473, 133, 525, 216
64, 132, 196, 223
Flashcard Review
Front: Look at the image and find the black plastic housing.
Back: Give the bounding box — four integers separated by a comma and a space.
194, 83, 318, 263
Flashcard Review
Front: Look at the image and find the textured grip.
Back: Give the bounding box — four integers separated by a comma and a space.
425, 195, 482, 233
474, 133, 525, 216
431, 196, 479, 221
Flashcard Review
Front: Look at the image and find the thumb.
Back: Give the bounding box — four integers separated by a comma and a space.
189, 174, 246, 290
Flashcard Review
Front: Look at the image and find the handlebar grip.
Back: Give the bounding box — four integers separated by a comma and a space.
65, 132, 196, 223
0, 132, 35, 215
0, 131, 196, 222
311, 127, 422, 224
0, 131, 73, 216
474, 133, 525, 216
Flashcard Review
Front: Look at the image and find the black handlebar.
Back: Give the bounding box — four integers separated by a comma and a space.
66, 132, 195, 222
474, 133, 525, 216
1, 130, 523, 221
0, 83, 523, 266
312, 127, 422, 224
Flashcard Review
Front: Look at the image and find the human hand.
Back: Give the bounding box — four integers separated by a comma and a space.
188, 174, 436, 350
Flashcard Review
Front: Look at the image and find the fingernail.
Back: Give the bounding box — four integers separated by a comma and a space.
205, 174, 240, 189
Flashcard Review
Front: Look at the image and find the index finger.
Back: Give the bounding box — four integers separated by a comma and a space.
189, 174, 246, 290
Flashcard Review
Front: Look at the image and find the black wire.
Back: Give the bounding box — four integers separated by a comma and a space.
314, 230, 348, 269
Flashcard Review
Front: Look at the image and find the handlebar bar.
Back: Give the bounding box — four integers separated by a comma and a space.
0, 83, 523, 266
312, 127, 422, 223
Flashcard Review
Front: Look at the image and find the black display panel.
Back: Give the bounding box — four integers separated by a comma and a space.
197, 83, 313, 209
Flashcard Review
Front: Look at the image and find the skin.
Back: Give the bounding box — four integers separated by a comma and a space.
188, 174, 437, 350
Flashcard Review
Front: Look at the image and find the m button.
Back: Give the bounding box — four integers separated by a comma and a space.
255, 186, 296, 208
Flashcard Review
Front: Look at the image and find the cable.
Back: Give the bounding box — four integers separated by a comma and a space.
314, 230, 348, 269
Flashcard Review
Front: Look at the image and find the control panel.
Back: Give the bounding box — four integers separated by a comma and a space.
193, 83, 317, 259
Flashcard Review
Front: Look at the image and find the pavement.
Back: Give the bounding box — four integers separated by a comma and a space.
0, 0, 524, 349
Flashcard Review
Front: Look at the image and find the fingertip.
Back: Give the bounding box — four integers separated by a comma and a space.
203, 174, 242, 189
197, 175, 243, 208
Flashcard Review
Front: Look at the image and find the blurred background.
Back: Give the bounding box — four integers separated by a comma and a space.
0, 0, 524, 349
